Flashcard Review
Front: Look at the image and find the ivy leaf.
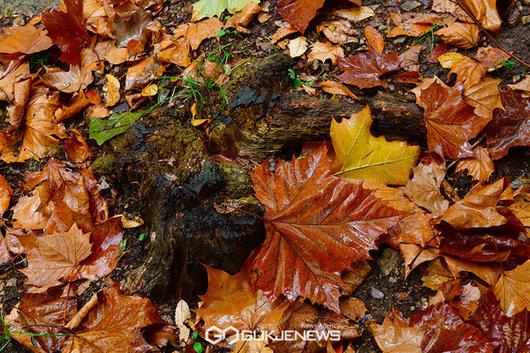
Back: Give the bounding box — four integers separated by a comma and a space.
192, 0, 260, 20
89, 111, 146, 145
331, 105, 421, 187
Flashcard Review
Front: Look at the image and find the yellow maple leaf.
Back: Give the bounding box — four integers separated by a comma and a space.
494, 260, 530, 317
330, 105, 421, 187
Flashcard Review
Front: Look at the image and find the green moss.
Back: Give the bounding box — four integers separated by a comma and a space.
91, 154, 116, 175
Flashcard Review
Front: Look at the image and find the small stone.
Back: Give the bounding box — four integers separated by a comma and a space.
371, 287, 385, 299
393, 36, 407, 44
401, 0, 421, 11
377, 248, 402, 276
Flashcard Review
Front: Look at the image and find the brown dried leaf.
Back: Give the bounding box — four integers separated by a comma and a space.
435, 22, 481, 49
507, 75, 530, 96
370, 308, 425, 353
277, 0, 325, 33
316, 20, 357, 45
387, 12, 447, 38
249, 144, 404, 311
319, 80, 358, 99
0, 24, 53, 56
476, 46, 511, 70
494, 260, 530, 317
225, 2, 261, 33
456, 146, 494, 183
399, 44, 423, 72
63, 129, 92, 164
510, 185, 530, 227
411, 76, 489, 159
441, 178, 509, 230
464, 78, 503, 119
308, 41, 344, 65
364, 25, 384, 54
0, 175, 12, 216
485, 90, 530, 159
125, 57, 166, 91
462, 0, 502, 31
403, 160, 449, 214
41, 65, 93, 94
21, 224, 92, 291
338, 49, 401, 89
448, 56, 487, 89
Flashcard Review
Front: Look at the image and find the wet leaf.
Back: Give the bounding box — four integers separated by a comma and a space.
441, 178, 509, 230
63, 284, 167, 353
463, 78, 503, 119
225, 2, 262, 33
42, 0, 89, 65
276, 0, 325, 33
462, 0, 501, 31
476, 46, 511, 71
41, 65, 93, 94
331, 106, 421, 187
195, 266, 289, 335
192, 0, 260, 21
435, 23, 481, 49
337, 49, 401, 88
411, 76, 489, 159
403, 160, 449, 214
0, 24, 53, 56
370, 307, 425, 353
318, 80, 358, 99
456, 146, 494, 183
89, 110, 146, 145
387, 12, 446, 38
444, 56, 487, 89
249, 144, 404, 311
63, 129, 92, 164
308, 41, 344, 65
410, 303, 500, 352
104, 74, 121, 107
20, 224, 92, 291
485, 90, 530, 159
494, 260, 530, 317
333, 6, 375, 22
124, 57, 166, 91
288, 36, 308, 58
0, 175, 12, 216
364, 25, 384, 54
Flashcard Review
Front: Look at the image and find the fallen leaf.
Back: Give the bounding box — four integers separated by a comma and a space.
196, 266, 289, 338
448, 57, 487, 90
364, 25, 384, 54
485, 90, 530, 159
476, 46, 511, 70
370, 307, 425, 353
494, 260, 530, 317
288, 36, 308, 58
174, 17, 223, 51
399, 45, 423, 72
175, 299, 191, 342
441, 178, 509, 230
463, 78, 503, 119
1, 62, 32, 128
0, 176, 12, 216
21, 223, 92, 292
125, 57, 166, 91
456, 146, 494, 183
276, 0, 325, 33
510, 185, 530, 227
431, 0, 467, 19
387, 12, 446, 38
63, 129, 92, 164
337, 49, 401, 89
192, 0, 260, 21
333, 6, 375, 22
250, 144, 404, 311
89, 110, 147, 145
462, 0, 502, 31
403, 160, 449, 214
507, 75, 530, 96
141, 84, 159, 97
341, 261, 372, 295
316, 20, 357, 45
63, 284, 167, 353
435, 22, 481, 49
41, 65, 93, 94
0, 24, 53, 56
411, 76, 489, 159
42, 0, 90, 65
388, 213, 437, 248
271, 22, 297, 42
437, 52, 466, 68
55, 90, 92, 122
104, 74, 121, 107
18, 87, 67, 162
319, 80, 358, 99
225, 2, 261, 33
308, 41, 344, 65
331, 106, 420, 187
410, 303, 501, 352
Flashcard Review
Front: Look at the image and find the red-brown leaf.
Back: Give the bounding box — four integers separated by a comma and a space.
338, 49, 401, 89
277, 0, 326, 33
412, 76, 491, 159
42, 0, 89, 65
410, 303, 501, 352
249, 144, 404, 311
485, 90, 530, 159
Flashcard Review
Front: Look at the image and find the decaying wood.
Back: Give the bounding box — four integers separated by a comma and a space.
92, 53, 427, 301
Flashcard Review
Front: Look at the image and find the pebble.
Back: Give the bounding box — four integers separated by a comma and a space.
371, 287, 385, 299
400, 0, 421, 11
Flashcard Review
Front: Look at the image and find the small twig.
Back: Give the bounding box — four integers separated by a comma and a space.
449, 0, 530, 69
446, 135, 485, 170
65, 293, 98, 330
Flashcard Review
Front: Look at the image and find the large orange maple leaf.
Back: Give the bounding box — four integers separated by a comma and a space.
249, 144, 405, 312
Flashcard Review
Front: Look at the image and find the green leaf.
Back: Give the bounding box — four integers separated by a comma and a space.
89, 110, 146, 145
119, 239, 127, 252
192, 0, 259, 20
138, 233, 147, 241
193, 342, 203, 353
